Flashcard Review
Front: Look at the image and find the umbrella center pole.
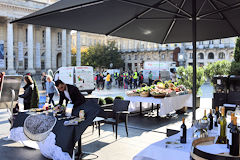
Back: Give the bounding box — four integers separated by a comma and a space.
192, 0, 197, 123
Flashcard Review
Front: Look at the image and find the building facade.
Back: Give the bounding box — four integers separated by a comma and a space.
0, 0, 72, 74
72, 31, 235, 72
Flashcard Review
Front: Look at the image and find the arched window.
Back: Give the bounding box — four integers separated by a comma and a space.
208, 52, 214, 59
218, 52, 225, 59
198, 53, 204, 59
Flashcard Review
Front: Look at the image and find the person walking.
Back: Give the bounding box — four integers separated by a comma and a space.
139, 72, 144, 87
133, 70, 138, 89
41, 72, 47, 90
46, 75, 59, 106
19, 75, 34, 110
129, 75, 133, 89
148, 71, 153, 86
106, 73, 111, 89
98, 73, 104, 90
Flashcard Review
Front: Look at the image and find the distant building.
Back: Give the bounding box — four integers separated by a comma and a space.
0, 0, 72, 74
72, 31, 235, 71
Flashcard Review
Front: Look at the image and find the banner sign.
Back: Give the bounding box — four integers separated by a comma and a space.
0, 43, 4, 68
36, 43, 41, 68
18, 42, 23, 61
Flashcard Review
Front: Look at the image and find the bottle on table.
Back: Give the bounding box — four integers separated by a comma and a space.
208, 109, 213, 130
216, 107, 227, 144
229, 116, 239, 156
227, 112, 235, 149
180, 118, 186, 144
202, 109, 208, 121
214, 106, 220, 127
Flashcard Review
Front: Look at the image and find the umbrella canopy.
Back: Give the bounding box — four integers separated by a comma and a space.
12, 0, 240, 121
12, 0, 240, 43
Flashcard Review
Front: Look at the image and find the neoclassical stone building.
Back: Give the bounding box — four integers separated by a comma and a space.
72, 31, 235, 71
0, 0, 72, 74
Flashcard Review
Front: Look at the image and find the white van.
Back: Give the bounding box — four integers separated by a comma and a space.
54, 66, 95, 94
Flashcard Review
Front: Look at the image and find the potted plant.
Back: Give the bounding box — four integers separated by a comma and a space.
177, 66, 206, 108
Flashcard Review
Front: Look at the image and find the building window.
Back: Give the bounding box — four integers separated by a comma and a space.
208, 52, 214, 59
198, 53, 204, 59
189, 53, 193, 59
57, 32, 62, 45
219, 52, 225, 59
94, 39, 97, 45
161, 54, 165, 60
135, 63, 137, 67
209, 40, 214, 44
199, 41, 203, 45
128, 55, 131, 60
42, 30, 45, 44
147, 56, 151, 60
26, 28, 28, 43
170, 53, 173, 59
135, 55, 138, 60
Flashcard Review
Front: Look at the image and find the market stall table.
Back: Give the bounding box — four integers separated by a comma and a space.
125, 94, 192, 117
133, 127, 219, 160
9, 100, 100, 160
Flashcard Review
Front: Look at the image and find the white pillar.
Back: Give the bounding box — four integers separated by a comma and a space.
62, 29, 67, 67
76, 31, 81, 66
27, 24, 35, 74
7, 22, 15, 74
67, 31, 72, 66
45, 27, 51, 69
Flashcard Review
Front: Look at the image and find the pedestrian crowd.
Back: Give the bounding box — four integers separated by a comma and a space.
95, 70, 148, 90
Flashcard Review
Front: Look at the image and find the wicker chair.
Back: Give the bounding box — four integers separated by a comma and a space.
104, 99, 130, 140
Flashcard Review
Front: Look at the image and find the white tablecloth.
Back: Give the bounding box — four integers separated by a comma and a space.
133, 127, 219, 160
125, 94, 192, 116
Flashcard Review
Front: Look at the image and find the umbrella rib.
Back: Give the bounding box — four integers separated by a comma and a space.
105, 8, 152, 36
106, 0, 169, 36
212, 0, 229, 7
208, 0, 239, 35
199, 2, 240, 19
165, 0, 191, 17
139, 17, 188, 20
162, 0, 187, 43
196, 0, 207, 17
11, 0, 104, 23
116, 0, 189, 18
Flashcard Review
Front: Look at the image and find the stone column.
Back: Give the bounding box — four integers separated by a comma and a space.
67, 31, 72, 66
62, 29, 67, 67
45, 27, 51, 70
76, 31, 81, 66
26, 24, 35, 74
7, 22, 15, 74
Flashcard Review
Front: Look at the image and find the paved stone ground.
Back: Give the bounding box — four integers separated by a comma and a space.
0, 81, 213, 160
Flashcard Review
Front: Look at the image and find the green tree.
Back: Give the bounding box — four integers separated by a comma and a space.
205, 60, 231, 82
231, 37, 240, 75
81, 41, 124, 68
177, 66, 206, 95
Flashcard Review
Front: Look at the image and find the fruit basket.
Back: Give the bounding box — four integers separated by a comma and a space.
140, 91, 150, 97
126, 90, 140, 97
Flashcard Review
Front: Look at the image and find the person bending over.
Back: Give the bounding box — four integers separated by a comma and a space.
55, 80, 86, 109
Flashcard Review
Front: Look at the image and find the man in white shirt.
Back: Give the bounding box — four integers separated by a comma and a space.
55, 80, 86, 109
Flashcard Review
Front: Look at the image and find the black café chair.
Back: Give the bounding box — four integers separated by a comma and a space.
104, 99, 130, 140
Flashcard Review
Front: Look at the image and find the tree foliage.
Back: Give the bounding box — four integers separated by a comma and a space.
177, 66, 206, 95
231, 37, 240, 75
205, 60, 231, 80
81, 41, 124, 69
